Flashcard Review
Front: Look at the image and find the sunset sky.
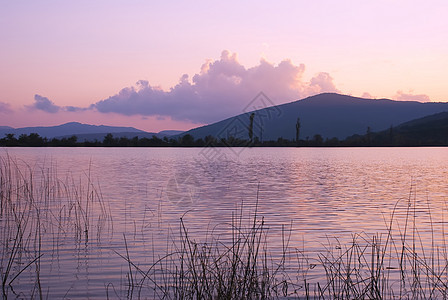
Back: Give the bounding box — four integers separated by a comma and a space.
1, 0, 447, 132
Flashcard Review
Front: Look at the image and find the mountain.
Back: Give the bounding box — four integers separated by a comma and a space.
397, 111, 448, 129
181, 93, 448, 141
0, 122, 185, 142
158, 130, 184, 136
346, 111, 448, 146
0, 122, 146, 139
56, 130, 182, 142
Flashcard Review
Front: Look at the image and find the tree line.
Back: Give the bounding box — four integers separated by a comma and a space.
0, 132, 332, 147
1, 131, 439, 147
1, 113, 446, 147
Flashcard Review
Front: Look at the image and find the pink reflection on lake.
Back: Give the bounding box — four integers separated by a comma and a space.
1, 147, 448, 298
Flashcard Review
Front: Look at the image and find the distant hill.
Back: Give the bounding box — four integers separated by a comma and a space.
181, 93, 448, 140
158, 130, 184, 136
397, 111, 448, 129
0, 122, 184, 142
56, 131, 182, 142
346, 111, 448, 146
0, 122, 146, 139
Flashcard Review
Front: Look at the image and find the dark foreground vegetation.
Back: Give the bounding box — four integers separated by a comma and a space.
2, 155, 448, 299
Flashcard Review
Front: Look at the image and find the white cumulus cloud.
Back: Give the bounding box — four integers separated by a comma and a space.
93, 50, 340, 123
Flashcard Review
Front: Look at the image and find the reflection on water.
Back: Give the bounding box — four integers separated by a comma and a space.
1, 147, 448, 298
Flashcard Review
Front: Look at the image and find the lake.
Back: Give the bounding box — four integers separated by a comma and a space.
1, 147, 448, 299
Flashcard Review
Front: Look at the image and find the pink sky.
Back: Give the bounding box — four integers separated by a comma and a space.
1, 0, 447, 132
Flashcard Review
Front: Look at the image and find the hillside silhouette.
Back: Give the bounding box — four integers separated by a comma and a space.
181, 93, 448, 141
346, 112, 448, 146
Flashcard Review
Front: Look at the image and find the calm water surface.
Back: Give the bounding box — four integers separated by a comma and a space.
1, 147, 448, 298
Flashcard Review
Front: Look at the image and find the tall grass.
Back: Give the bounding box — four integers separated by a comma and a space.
116, 202, 296, 299
0, 154, 110, 299
116, 187, 448, 299
2, 153, 448, 299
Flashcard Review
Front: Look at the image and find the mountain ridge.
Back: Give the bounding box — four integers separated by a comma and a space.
0, 122, 182, 140
0, 122, 146, 139
345, 111, 448, 146
180, 93, 448, 140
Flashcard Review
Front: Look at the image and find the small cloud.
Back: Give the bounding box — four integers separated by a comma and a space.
394, 90, 430, 102
27, 95, 86, 113
309, 72, 340, 94
65, 106, 87, 112
0, 102, 12, 114
29, 94, 60, 113
362, 92, 373, 99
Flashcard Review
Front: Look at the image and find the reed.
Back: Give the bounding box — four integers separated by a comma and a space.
2, 153, 448, 299
116, 188, 448, 299
117, 203, 295, 299
0, 154, 111, 299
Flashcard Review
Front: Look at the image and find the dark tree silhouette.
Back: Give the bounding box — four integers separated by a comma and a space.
313, 134, 323, 146
295, 117, 301, 142
205, 135, 217, 146
68, 135, 78, 144
248, 113, 255, 143
103, 133, 116, 146
6, 133, 16, 141
26, 133, 44, 146
181, 134, 194, 146
389, 125, 394, 143
366, 126, 371, 144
